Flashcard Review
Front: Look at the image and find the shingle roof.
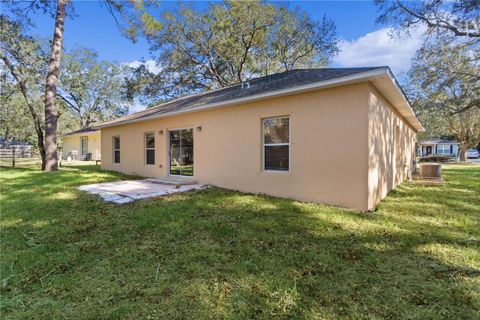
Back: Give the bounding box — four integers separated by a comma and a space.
99, 67, 386, 128
63, 126, 100, 137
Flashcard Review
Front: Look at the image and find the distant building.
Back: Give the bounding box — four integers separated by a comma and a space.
62, 127, 101, 161
418, 139, 459, 157
0, 137, 33, 149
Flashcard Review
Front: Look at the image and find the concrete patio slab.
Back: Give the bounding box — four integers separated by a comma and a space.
78, 179, 206, 204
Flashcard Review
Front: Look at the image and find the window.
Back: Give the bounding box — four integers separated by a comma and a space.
145, 132, 155, 165
437, 144, 450, 154
263, 117, 289, 171
80, 136, 88, 155
113, 136, 120, 164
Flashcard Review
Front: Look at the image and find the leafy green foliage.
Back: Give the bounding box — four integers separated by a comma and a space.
127, 0, 338, 102
102, 0, 162, 42
0, 15, 47, 108
0, 16, 120, 149
0, 14, 48, 163
407, 36, 480, 159
0, 91, 37, 146
58, 48, 130, 127
1, 164, 479, 318
377, 1, 480, 159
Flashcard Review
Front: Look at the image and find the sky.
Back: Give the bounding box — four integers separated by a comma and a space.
21, 0, 424, 111
24, 1, 423, 71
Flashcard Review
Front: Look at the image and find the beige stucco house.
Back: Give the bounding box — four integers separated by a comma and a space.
62, 127, 101, 161
92, 67, 423, 211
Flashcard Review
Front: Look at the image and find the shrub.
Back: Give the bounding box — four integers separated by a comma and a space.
418, 155, 453, 163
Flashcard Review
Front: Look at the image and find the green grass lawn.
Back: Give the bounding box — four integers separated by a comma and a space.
0, 157, 42, 168
1, 164, 479, 319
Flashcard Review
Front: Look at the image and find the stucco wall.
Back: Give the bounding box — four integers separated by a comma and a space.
102, 83, 371, 210
367, 84, 416, 210
63, 132, 101, 160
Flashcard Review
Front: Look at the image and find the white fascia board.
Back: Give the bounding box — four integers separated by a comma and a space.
98, 67, 423, 132
97, 68, 389, 129
62, 130, 100, 138
384, 69, 425, 132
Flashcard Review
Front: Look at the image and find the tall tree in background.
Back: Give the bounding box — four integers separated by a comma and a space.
0, 85, 38, 148
408, 37, 480, 161
376, 0, 480, 160
127, 0, 338, 102
43, 0, 67, 171
0, 15, 48, 168
58, 48, 130, 127
4, 0, 158, 171
376, 0, 480, 40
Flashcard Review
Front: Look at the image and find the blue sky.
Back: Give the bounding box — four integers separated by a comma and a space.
26, 0, 424, 77
28, 1, 377, 60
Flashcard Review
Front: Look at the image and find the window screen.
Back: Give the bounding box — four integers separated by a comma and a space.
263, 117, 289, 171
113, 136, 120, 164
145, 132, 155, 165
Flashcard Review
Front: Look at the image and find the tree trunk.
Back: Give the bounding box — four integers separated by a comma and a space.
44, 0, 67, 172
459, 141, 468, 162
37, 128, 47, 170
1, 55, 47, 169
2, 130, 11, 148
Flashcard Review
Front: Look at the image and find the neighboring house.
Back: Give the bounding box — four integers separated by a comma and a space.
62, 127, 101, 161
418, 139, 459, 157
94, 67, 422, 211
0, 137, 33, 149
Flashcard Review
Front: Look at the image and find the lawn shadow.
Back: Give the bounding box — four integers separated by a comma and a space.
1, 166, 479, 319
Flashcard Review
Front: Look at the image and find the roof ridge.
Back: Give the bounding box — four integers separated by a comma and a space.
96, 66, 422, 131
135, 67, 387, 116
128, 67, 383, 112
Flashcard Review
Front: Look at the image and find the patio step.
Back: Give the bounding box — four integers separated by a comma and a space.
144, 176, 198, 186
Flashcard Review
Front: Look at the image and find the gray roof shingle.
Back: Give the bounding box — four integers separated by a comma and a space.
99, 67, 386, 127
63, 126, 100, 136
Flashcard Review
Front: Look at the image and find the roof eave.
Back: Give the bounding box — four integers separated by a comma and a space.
369, 69, 424, 132
98, 67, 424, 132
62, 130, 100, 138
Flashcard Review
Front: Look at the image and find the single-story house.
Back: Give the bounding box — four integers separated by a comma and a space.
62, 127, 101, 161
90, 67, 423, 211
418, 139, 459, 157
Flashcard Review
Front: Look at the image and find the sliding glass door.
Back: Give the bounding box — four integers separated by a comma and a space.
169, 129, 194, 176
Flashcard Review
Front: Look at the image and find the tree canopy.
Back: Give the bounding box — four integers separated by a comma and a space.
0, 14, 48, 165
376, 0, 480, 160
407, 36, 480, 160
3, 0, 156, 171
375, 0, 480, 40
0, 14, 132, 165
127, 0, 339, 102
58, 48, 130, 127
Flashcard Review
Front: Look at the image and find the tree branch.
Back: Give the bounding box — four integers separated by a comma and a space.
396, 1, 480, 38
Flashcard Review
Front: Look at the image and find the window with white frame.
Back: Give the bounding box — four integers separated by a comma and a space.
437, 144, 450, 154
263, 117, 289, 171
145, 132, 155, 165
113, 136, 120, 164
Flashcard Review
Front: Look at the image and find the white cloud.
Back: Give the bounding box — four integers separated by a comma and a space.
125, 59, 162, 75
333, 27, 425, 75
